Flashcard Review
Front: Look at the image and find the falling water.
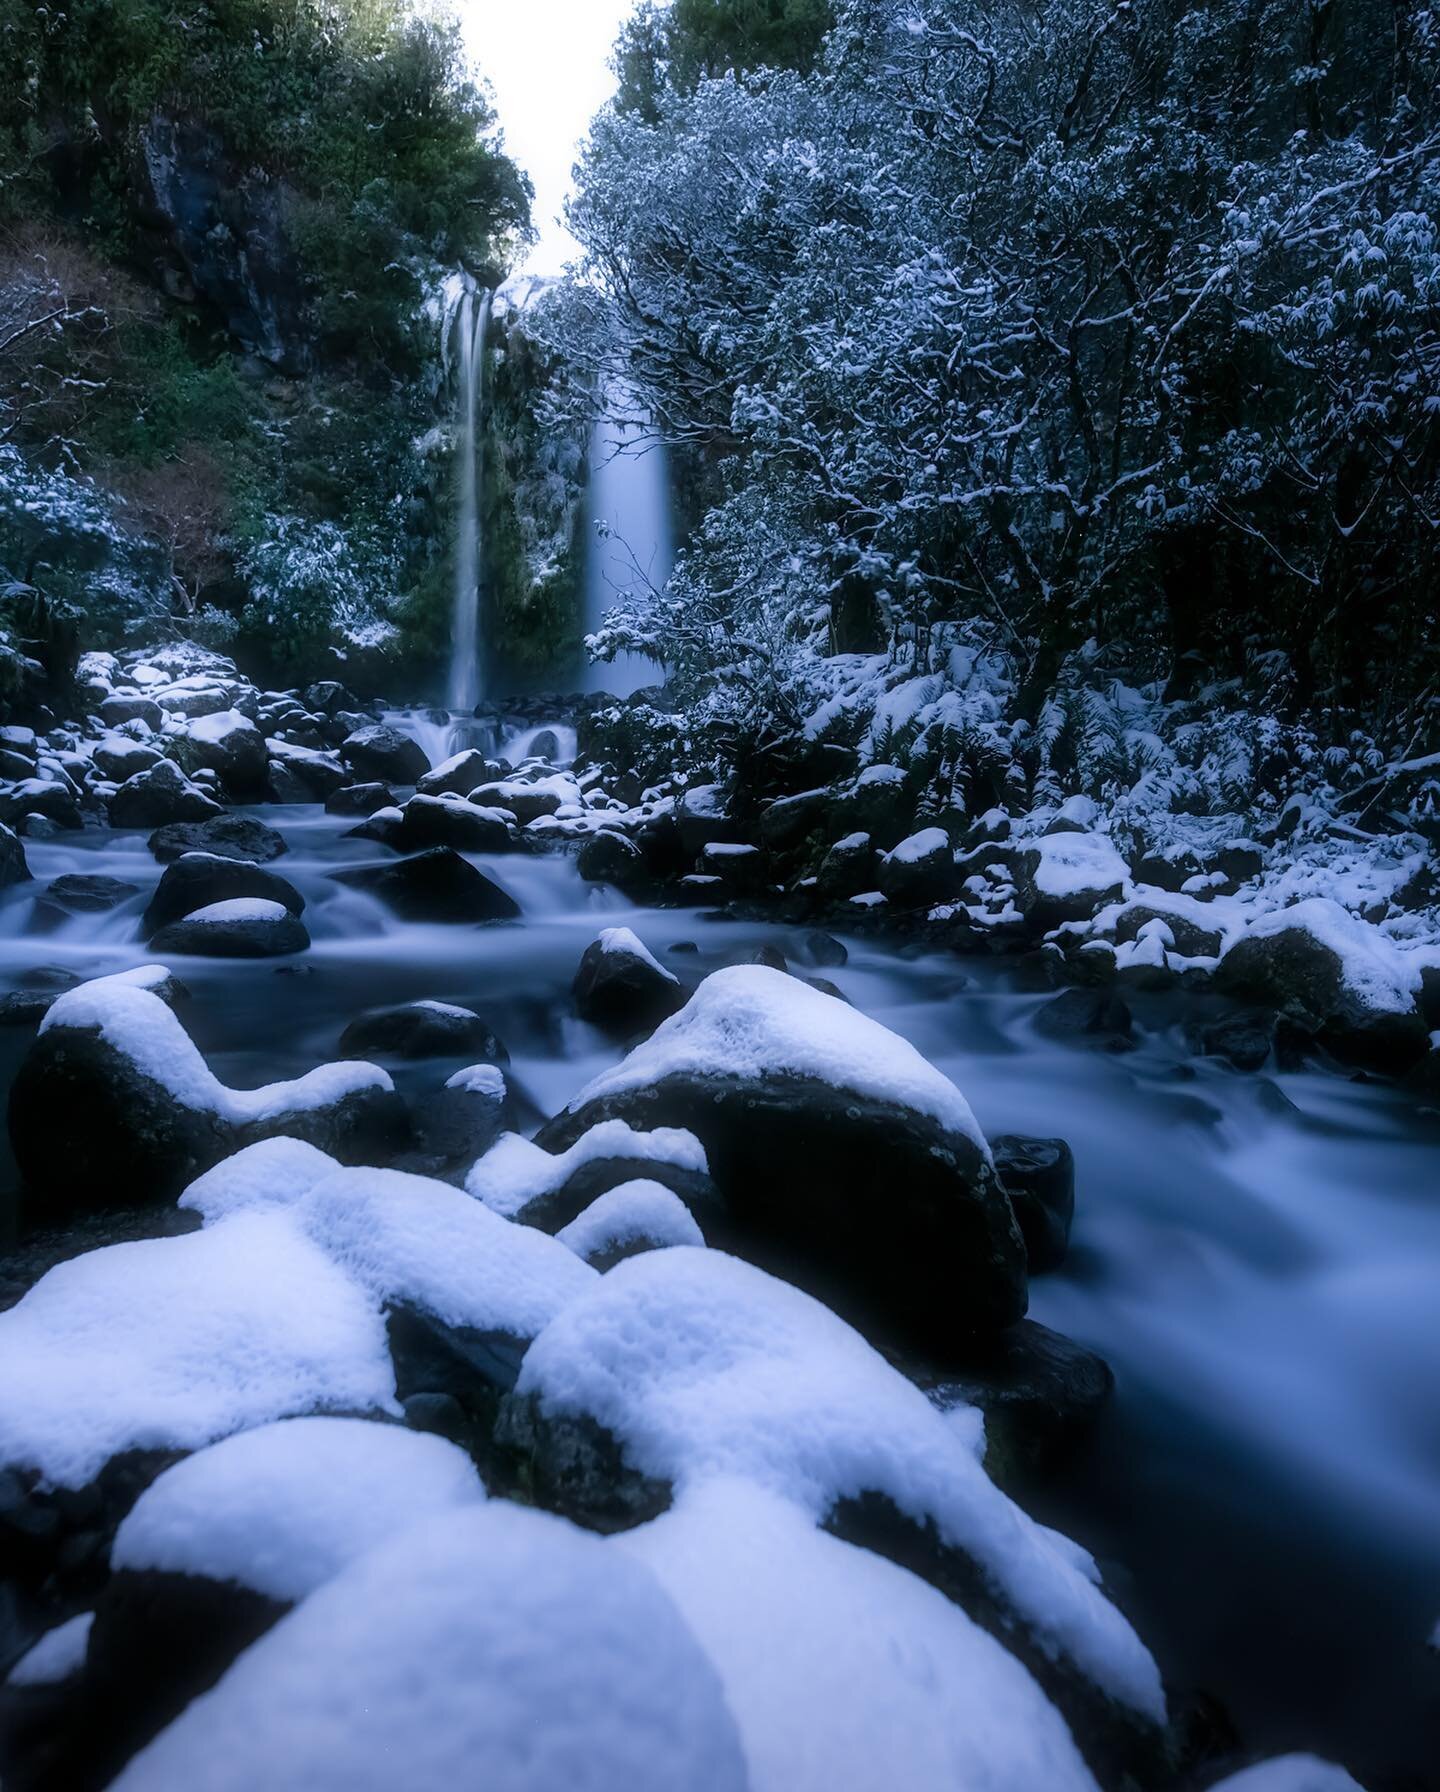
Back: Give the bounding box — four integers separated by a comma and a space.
583, 386, 671, 697
447, 284, 492, 712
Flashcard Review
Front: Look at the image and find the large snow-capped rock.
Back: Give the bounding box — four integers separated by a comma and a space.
7, 969, 404, 1210
142, 852, 305, 937
149, 896, 310, 958
334, 846, 521, 924
466, 1119, 715, 1232
170, 709, 268, 795
572, 926, 684, 1038
108, 759, 223, 830
339, 724, 429, 786
112, 1503, 749, 1792
1216, 897, 1427, 1068
537, 966, 1026, 1343
499, 1247, 1163, 1771
390, 792, 515, 853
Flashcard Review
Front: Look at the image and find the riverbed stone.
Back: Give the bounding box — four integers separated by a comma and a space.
0, 822, 30, 888
575, 828, 648, 893
325, 782, 394, 817
149, 899, 311, 959
334, 847, 521, 924
879, 827, 960, 909
31, 875, 139, 931
1034, 987, 1134, 1048
148, 815, 289, 864
143, 856, 306, 937
339, 725, 429, 786
991, 1135, 1074, 1273
815, 830, 876, 900
416, 749, 493, 799
109, 762, 223, 830
573, 929, 685, 1038
338, 1002, 507, 1063
392, 794, 514, 854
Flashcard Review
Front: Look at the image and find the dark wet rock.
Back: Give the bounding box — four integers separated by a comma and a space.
0, 822, 29, 888
304, 680, 354, 716
98, 694, 163, 730
517, 1157, 724, 1242
325, 782, 395, 817
527, 729, 561, 763
1034, 988, 1134, 1048
263, 741, 348, 800
109, 762, 223, 830
343, 808, 405, 850
697, 841, 769, 894
415, 749, 493, 798
879, 828, 960, 909
148, 815, 289, 864
401, 1069, 510, 1181
573, 930, 685, 1038
674, 783, 745, 857
339, 725, 428, 786
538, 1084, 1026, 1349
142, 856, 305, 938
387, 1305, 528, 1448
93, 741, 164, 783
759, 788, 832, 856
334, 847, 520, 924
0, 1206, 200, 1313
1132, 845, 1203, 892
747, 943, 789, 973
815, 831, 876, 900
795, 929, 848, 968
339, 1002, 507, 1063
149, 902, 310, 959
493, 1397, 671, 1535
392, 794, 513, 854
575, 828, 648, 893
839, 765, 913, 850
30, 875, 139, 932
910, 1320, 1114, 1485
991, 1136, 1074, 1274
1200, 1010, 1275, 1073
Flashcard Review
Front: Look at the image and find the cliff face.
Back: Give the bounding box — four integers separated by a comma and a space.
136, 115, 311, 376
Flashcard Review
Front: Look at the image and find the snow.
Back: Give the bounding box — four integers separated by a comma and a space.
445, 1062, 507, 1096
297, 1165, 597, 1337
0, 1211, 395, 1488
1226, 895, 1421, 1014
180, 1138, 339, 1223
594, 924, 678, 981
39, 970, 393, 1124
413, 998, 483, 1019
174, 898, 288, 925
855, 763, 905, 787
703, 841, 760, 858
515, 1247, 1164, 1718
1206, 1757, 1365, 1792
112, 1417, 485, 1602
6, 1613, 93, 1687
887, 826, 950, 864
466, 1119, 709, 1219
1027, 832, 1129, 898
557, 1179, 705, 1261
114, 1503, 749, 1792
187, 709, 259, 745
564, 965, 988, 1149
621, 1478, 1100, 1792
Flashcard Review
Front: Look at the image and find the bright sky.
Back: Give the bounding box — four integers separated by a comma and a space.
457, 1, 643, 275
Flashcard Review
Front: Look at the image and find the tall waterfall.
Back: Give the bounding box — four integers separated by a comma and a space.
447, 284, 491, 711
583, 388, 671, 697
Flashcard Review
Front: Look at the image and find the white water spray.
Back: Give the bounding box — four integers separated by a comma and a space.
583, 386, 671, 697
447, 284, 492, 712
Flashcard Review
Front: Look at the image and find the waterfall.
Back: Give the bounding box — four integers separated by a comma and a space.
447, 284, 492, 712
583, 386, 671, 697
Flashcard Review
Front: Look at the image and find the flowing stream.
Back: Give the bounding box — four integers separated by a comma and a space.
1, 802, 1437, 1784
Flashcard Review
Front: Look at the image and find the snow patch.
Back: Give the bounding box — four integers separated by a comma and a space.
466, 1120, 708, 1219
557, 1180, 705, 1260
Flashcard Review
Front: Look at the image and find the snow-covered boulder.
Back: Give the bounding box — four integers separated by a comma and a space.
142, 853, 304, 938
391, 791, 514, 853
7, 970, 405, 1210
335, 845, 521, 923
573, 926, 684, 1037
415, 747, 494, 797
1016, 832, 1128, 927
467, 776, 565, 825
98, 693, 163, 731
1206, 1757, 1365, 1792
556, 1179, 705, 1270
403, 1062, 510, 1178
170, 710, 268, 796
674, 781, 745, 855
879, 826, 960, 908
264, 737, 348, 799
815, 828, 877, 898
148, 813, 288, 863
339, 723, 429, 786
338, 1000, 506, 1063
149, 897, 310, 959
537, 966, 1027, 1344
92, 736, 163, 783
107, 760, 222, 830
499, 1247, 1163, 1775
0, 776, 84, 830
1216, 897, 1427, 1068
111, 1503, 749, 1792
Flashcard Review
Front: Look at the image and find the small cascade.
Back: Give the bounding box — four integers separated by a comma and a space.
447, 283, 493, 715
583, 386, 672, 697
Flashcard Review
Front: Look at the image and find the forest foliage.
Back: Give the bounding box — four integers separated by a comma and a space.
542, 0, 1440, 804
0, 0, 529, 685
